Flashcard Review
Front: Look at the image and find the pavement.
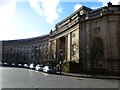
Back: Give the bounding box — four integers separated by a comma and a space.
56, 72, 120, 80
1, 67, 119, 88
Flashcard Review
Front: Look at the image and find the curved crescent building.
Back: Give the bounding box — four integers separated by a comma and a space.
2, 34, 49, 65
0, 3, 120, 75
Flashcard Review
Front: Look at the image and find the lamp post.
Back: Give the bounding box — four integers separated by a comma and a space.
36, 47, 39, 64
59, 49, 62, 74
59, 61, 62, 74
46, 52, 49, 65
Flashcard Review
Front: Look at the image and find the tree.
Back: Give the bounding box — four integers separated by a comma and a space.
89, 38, 104, 77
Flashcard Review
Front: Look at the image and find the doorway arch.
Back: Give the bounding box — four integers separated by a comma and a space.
91, 38, 104, 67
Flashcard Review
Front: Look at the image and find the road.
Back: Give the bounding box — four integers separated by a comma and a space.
0, 66, 119, 88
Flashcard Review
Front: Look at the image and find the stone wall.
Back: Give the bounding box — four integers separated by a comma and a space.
86, 13, 120, 75
0, 41, 2, 63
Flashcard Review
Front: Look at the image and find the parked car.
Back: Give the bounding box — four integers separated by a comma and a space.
24, 64, 29, 68
0, 62, 2, 66
18, 64, 22, 67
2, 62, 9, 66
29, 64, 35, 69
12, 63, 15, 66
43, 66, 56, 74
35, 64, 44, 71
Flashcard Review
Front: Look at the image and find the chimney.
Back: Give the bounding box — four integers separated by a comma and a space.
107, 2, 112, 6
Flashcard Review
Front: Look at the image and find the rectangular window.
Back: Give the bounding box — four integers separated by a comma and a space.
72, 44, 76, 56
39, 45, 41, 49
94, 27, 100, 33
72, 32, 75, 38
32, 46, 34, 49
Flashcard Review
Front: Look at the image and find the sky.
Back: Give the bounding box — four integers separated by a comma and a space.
0, 0, 119, 40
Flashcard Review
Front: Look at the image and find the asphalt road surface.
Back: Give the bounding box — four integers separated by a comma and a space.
0, 66, 119, 89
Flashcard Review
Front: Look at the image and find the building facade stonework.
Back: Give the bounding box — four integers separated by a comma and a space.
2, 35, 49, 65
0, 41, 2, 63
1, 3, 120, 75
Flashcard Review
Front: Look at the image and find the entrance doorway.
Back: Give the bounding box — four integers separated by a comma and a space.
59, 36, 66, 61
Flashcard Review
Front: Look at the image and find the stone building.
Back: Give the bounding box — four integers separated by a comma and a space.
0, 41, 2, 63
2, 35, 49, 65
1, 3, 120, 75
49, 3, 120, 75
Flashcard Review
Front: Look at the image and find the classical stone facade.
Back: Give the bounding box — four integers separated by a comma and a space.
49, 3, 120, 74
1, 3, 120, 75
0, 41, 2, 63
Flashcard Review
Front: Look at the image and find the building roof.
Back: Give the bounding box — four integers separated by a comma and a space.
55, 6, 92, 27
3, 34, 49, 44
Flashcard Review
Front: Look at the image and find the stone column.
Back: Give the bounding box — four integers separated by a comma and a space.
0, 41, 2, 90
56, 38, 60, 63
67, 33, 71, 61
65, 35, 68, 60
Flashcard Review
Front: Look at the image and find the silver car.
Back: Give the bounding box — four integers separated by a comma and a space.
43, 66, 56, 74
24, 64, 29, 68
18, 64, 22, 67
35, 64, 44, 71
29, 64, 35, 69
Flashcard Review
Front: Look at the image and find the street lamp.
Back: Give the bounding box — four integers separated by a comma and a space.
59, 49, 62, 74
46, 52, 49, 65
46, 52, 48, 58
59, 61, 62, 74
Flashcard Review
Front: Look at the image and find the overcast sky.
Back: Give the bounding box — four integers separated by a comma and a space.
0, 0, 119, 40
